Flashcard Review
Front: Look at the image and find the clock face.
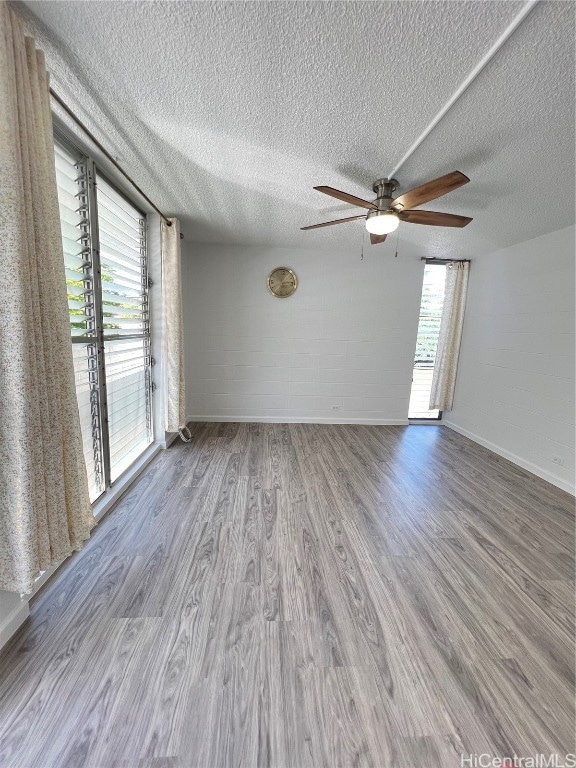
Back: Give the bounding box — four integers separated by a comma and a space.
267, 267, 297, 298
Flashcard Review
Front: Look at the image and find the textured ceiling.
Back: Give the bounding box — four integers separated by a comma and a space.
18, 0, 576, 258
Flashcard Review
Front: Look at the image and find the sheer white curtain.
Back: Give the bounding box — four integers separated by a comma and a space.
0, 4, 93, 593
161, 217, 187, 435
429, 261, 469, 411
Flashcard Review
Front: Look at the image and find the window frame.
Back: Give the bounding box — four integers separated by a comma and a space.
408, 259, 446, 423
54, 124, 153, 498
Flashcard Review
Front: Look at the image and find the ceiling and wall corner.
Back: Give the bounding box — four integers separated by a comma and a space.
15, 0, 575, 259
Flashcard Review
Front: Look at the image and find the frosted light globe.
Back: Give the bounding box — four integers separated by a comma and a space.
365, 210, 400, 235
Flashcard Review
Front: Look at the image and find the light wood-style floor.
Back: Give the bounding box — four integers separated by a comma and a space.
0, 423, 574, 768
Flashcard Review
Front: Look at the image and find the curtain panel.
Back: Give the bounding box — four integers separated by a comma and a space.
161, 217, 186, 435
0, 4, 93, 593
429, 261, 469, 412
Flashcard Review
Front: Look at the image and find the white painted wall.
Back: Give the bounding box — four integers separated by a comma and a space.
182, 243, 424, 424
445, 225, 575, 495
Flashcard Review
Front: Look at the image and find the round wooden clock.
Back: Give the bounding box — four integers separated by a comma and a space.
267, 267, 298, 298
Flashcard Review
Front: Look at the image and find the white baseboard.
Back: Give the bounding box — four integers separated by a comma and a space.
443, 420, 575, 496
0, 597, 29, 651
187, 415, 409, 426
164, 431, 180, 448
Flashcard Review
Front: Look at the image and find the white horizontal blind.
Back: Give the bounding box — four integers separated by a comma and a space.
54, 142, 94, 337
96, 174, 152, 481
54, 141, 104, 500
54, 136, 153, 497
105, 340, 151, 479
414, 264, 446, 366
97, 177, 148, 337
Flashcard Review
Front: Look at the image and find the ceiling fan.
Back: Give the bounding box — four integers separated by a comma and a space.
301, 171, 472, 244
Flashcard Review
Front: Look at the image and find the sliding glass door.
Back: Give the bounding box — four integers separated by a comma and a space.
54, 136, 153, 502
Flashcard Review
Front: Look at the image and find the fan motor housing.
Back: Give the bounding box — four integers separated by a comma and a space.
372, 178, 398, 209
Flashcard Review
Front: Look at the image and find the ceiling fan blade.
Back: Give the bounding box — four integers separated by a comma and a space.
370, 233, 387, 245
314, 185, 378, 211
391, 171, 470, 211
399, 210, 472, 227
301, 215, 365, 230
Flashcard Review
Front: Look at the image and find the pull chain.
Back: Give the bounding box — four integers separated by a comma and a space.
394, 225, 400, 258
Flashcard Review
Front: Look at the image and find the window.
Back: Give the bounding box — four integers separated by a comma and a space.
54, 136, 152, 502
408, 262, 447, 420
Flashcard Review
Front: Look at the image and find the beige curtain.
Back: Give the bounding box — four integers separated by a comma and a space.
429, 261, 469, 411
161, 217, 187, 434
0, 5, 93, 593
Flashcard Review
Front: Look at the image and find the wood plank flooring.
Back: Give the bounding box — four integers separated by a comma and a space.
0, 423, 574, 768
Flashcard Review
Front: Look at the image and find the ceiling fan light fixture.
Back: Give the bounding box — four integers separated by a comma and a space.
365, 210, 400, 235
304, 173, 472, 241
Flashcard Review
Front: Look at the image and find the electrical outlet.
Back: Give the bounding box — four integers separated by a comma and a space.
552, 455, 565, 467
331, 405, 342, 410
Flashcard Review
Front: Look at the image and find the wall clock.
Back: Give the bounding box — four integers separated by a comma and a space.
267, 267, 298, 298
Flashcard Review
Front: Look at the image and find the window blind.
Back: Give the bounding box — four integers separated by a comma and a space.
414, 264, 446, 365
54, 136, 152, 499
96, 174, 152, 482
96, 177, 148, 337
54, 142, 94, 337
54, 142, 103, 500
